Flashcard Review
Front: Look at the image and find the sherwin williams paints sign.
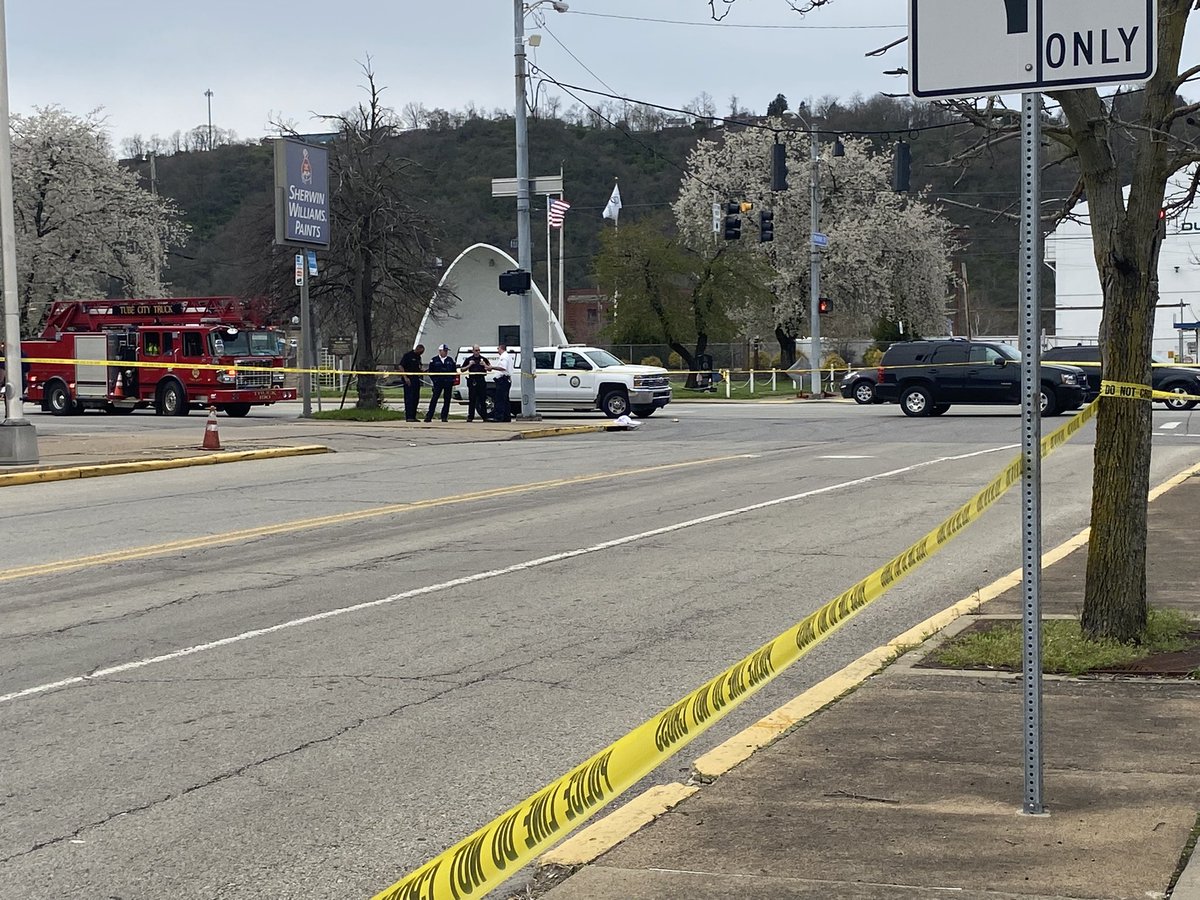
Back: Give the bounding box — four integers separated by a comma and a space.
274, 138, 330, 248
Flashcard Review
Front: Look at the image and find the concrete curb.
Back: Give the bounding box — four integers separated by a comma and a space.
512, 425, 609, 440
539, 784, 698, 869
1173, 841, 1200, 900
538, 461, 1200, 878
0, 445, 330, 488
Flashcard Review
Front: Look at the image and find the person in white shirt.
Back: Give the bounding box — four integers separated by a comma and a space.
492, 343, 515, 422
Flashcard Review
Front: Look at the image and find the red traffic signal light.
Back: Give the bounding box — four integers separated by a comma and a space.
818, 297, 832, 315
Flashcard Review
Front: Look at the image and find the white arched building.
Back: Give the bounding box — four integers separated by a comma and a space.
415, 243, 565, 351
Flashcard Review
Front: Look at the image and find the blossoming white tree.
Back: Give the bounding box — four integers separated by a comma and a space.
673, 123, 957, 365
11, 107, 188, 333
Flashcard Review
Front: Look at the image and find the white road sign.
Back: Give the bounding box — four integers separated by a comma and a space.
910, 0, 1156, 99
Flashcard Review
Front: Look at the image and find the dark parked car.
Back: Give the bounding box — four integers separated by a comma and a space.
874, 339, 1088, 417
1042, 345, 1200, 411
839, 368, 881, 404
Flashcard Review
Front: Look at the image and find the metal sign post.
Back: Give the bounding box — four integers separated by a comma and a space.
1018, 91, 1045, 816
299, 260, 312, 419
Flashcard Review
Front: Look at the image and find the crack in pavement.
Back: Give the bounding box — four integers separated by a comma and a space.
0, 673, 486, 866
0, 592, 208, 641
3, 646, 561, 863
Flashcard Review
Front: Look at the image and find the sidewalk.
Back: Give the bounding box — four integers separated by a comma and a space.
541, 474, 1200, 900
0, 413, 611, 482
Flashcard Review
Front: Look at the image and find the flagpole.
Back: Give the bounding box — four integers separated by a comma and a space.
558, 182, 565, 340
545, 193, 553, 344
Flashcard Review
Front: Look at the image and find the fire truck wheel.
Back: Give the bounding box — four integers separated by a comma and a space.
222, 403, 252, 418
158, 381, 190, 416
46, 381, 74, 416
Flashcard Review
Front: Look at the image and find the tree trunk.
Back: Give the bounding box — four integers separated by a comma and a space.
1081, 269, 1154, 642
1053, 3, 1182, 640
775, 326, 796, 369
669, 342, 697, 388
355, 231, 381, 410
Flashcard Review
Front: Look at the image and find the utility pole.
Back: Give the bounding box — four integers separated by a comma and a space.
512, 0, 537, 418
204, 89, 214, 150
808, 119, 822, 398
0, 0, 36, 464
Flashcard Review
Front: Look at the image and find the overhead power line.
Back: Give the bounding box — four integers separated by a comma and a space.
533, 66, 970, 140
569, 10, 904, 30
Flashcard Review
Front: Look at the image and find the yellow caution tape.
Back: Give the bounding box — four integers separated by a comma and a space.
1100, 380, 1156, 402
14, 355, 723, 381
1152, 388, 1200, 403
370, 400, 1099, 900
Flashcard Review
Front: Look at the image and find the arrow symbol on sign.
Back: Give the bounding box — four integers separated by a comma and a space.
1004, 0, 1029, 34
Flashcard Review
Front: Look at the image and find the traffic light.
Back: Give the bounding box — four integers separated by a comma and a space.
892, 141, 911, 192
1158, 208, 1168, 240
723, 202, 742, 240
770, 142, 788, 191
759, 209, 774, 243
818, 297, 832, 315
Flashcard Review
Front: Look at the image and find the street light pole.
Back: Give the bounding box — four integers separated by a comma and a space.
204, 89, 213, 150
512, 0, 537, 418
511, 1, 566, 416
808, 120, 822, 397
0, 0, 37, 463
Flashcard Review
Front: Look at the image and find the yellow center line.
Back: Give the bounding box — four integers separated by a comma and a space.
1, 454, 751, 583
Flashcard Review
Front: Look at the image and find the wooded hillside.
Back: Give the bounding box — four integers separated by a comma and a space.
128, 95, 1082, 345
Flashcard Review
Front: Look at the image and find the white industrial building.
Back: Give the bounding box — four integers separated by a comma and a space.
1047, 168, 1200, 359
415, 243, 566, 352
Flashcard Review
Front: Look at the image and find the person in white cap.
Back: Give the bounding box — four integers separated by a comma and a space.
424, 343, 457, 422
491, 342, 515, 422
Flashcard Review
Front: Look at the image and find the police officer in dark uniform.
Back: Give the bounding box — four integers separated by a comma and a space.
424, 343, 457, 422
399, 344, 424, 422
460, 345, 491, 422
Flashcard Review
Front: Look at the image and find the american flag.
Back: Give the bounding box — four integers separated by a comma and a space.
548, 198, 571, 228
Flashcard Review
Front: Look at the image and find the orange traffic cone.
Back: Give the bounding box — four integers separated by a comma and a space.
201, 406, 221, 451
112, 371, 125, 399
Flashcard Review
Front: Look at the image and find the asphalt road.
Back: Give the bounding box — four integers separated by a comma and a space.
2, 401, 1198, 899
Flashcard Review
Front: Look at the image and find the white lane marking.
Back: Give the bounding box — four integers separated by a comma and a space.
1160, 421, 1182, 430
818, 455, 874, 460
1, 444, 1017, 706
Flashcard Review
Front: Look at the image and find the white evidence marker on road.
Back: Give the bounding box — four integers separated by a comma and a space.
0, 443, 1020, 707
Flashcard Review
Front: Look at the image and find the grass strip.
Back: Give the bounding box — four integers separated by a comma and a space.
311, 407, 409, 422
933, 608, 1197, 676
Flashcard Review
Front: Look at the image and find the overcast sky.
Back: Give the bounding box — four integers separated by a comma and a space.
8, 0, 913, 150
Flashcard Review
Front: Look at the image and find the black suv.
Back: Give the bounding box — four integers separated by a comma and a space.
875, 339, 1088, 417
1042, 345, 1200, 411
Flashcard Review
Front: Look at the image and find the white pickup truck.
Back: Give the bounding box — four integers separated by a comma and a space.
453, 345, 672, 418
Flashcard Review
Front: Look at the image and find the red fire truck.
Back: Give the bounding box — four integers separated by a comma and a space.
22, 298, 296, 417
